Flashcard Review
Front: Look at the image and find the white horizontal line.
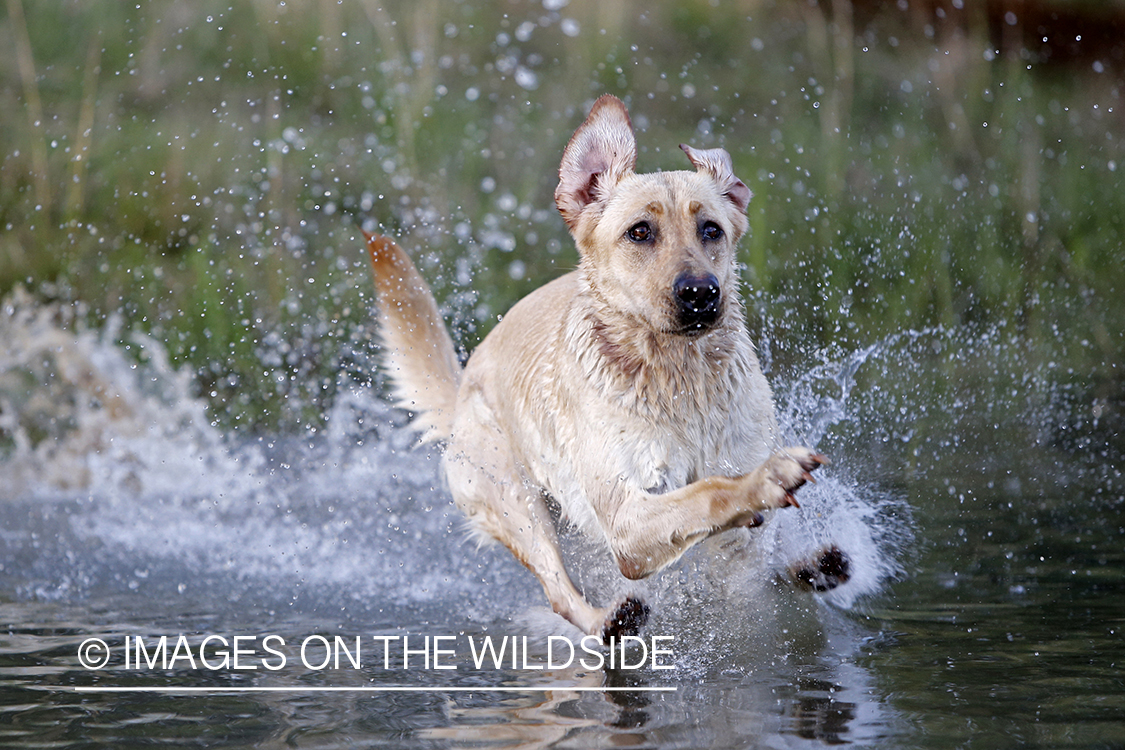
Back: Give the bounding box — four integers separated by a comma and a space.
73, 685, 676, 693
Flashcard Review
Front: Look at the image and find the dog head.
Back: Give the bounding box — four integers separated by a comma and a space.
555, 95, 751, 336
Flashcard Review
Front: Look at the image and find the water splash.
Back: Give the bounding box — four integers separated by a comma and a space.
0, 288, 962, 655
0, 286, 251, 499
0, 289, 552, 632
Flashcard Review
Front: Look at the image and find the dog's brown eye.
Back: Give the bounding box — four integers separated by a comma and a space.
701, 221, 724, 242
626, 222, 653, 243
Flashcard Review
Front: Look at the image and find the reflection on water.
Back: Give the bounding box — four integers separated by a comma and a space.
0, 604, 897, 748
1, 292, 1122, 748
862, 483, 1125, 749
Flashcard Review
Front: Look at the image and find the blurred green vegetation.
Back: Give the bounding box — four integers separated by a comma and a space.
1, 0, 1123, 433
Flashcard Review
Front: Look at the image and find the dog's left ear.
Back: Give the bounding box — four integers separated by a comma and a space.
556, 95, 638, 230
680, 144, 751, 213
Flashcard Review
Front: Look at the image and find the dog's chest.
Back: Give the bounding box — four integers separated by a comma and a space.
565, 351, 769, 494
615, 386, 745, 493
529, 308, 778, 524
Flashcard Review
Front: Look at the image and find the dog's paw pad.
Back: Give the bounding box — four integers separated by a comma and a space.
791, 545, 851, 592
602, 597, 650, 640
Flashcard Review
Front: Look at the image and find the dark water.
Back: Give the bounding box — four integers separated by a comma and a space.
1, 301, 1122, 748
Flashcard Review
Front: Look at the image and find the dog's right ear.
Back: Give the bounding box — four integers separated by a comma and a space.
555, 95, 637, 230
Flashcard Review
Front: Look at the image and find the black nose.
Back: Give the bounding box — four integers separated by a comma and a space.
673, 273, 721, 331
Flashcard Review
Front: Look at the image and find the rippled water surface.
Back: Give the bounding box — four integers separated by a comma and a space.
3, 1, 1125, 745
1, 296, 1121, 748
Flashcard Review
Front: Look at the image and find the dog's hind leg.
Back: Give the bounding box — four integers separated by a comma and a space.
444, 398, 644, 639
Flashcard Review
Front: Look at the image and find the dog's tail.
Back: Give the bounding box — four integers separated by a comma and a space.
363, 231, 461, 443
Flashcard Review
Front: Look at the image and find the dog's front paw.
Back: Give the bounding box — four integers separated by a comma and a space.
601, 597, 650, 641
791, 545, 851, 592
753, 447, 826, 514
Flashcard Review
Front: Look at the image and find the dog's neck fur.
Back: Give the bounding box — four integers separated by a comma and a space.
568, 266, 749, 420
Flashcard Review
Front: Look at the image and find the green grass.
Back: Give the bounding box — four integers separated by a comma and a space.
1, 0, 1122, 434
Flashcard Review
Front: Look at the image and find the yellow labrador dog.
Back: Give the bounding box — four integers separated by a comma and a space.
363, 95, 845, 639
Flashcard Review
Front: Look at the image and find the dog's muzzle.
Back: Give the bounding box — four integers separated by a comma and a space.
673, 273, 722, 332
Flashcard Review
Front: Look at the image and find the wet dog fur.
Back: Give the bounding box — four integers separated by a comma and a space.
363, 95, 845, 638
